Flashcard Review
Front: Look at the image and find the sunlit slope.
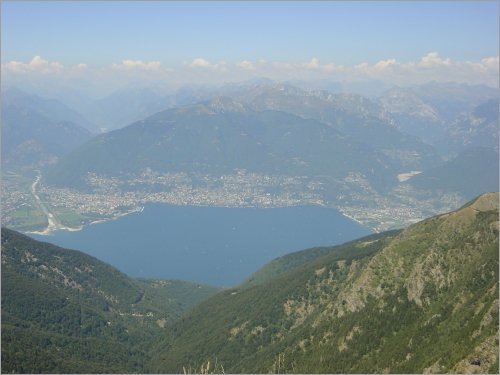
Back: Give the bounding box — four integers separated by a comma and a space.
152, 193, 499, 374
45, 101, 400, 190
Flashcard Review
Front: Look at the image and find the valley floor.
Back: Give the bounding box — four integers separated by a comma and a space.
2, 170, 464, 234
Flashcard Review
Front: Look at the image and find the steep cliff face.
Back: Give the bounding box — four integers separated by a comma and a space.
153, 193, 499, 374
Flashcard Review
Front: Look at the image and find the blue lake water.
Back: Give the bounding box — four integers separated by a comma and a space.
30, 204, 371, 287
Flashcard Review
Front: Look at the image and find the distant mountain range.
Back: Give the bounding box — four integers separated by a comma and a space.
43, 82, 461, 190
234, 83, 440, 170
75, 87, 177, 132
45, 100, 404, 191
2, 88, 97, 132
39, 81, 498, 213
407, 147, 499, 199
442, 99, 499, 154
379, 84, 499, 153
3, 193, 497, 373
412, 81, 498, 121
3, 81, 497, 229
1, 89, 92, 169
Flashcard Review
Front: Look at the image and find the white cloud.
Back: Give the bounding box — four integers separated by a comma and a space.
73, 63, 88, 70
272, 61, 294, 69
1, 55, 66, 74
50, 61, 64, 71
189, 58, 228, 72
374, 58, 397, 70
2, 60, 27, 73
322, 63, 343, 72
29, 55, 49, 69
304, 57, 320, 69
481, 56, 499, 68
2, 52, 498, 88
112, 59, 161, 70
354, 62, 369, 70
213, 61, 227, 71
419, 52, 451, 67
190, 58, 212, 68
237, 60, 255, 70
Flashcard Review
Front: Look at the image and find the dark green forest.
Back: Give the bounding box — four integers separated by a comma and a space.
1, 228, 218, 373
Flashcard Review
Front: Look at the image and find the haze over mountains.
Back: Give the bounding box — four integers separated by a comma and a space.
41, 80, 498, 203
1, 79, 498, 373
45, 100, 403, 190
32, 80, 497, 166
380, 85, 499, 154
2, 1, 498, 373
2, 79, 498, 234
1, 89, 93, 168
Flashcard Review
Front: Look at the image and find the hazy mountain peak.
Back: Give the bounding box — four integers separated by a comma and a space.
245, 82, 309, 98
379, 86, 439, 120
2, 86, 30, 100
204, 96, 248, 113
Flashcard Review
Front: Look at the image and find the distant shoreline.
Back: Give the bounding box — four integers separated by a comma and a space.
25, 202, 352, 236
25, 202, 381, 237
28, 206, 145, 236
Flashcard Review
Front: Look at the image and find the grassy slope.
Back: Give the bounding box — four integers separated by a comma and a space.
44, 106, 395, 190
239, 230, 402, 289
152, 193, 499, 374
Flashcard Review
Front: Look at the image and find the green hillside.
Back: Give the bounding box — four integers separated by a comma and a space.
240, 230, 402, 289
152, 192, 499, 374
1, 228, 219, 373
45, 102, 399, 191
407, 147, 499, 199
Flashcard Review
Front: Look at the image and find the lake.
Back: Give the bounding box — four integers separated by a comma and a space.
30, 204, 371, 287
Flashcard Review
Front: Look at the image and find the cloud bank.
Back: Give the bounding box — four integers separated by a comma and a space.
2, 53, 498, 93
112, 59, 161, 70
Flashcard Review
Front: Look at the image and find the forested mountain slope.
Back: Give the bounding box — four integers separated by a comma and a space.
1, 228, 218, 373
45, 103, 397, 191
152, 193, 499, 374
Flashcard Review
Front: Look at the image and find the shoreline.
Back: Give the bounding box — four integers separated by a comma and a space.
27, 223, 83, 236
336, 210, 375, 232
28, 206, 145, 236
25, 202, 380, 236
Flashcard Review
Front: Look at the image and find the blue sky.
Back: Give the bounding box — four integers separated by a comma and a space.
2, 1, 498, 65
1, 1, 499, 90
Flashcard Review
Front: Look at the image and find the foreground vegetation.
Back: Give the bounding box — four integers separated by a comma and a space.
2, 193, 498, 373
1, 229, 218, 373
152, 193, 499, 374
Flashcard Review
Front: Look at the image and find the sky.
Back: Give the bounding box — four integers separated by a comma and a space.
1, 1, 499, 94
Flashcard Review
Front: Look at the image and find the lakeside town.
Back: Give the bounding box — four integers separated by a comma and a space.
2, 169, 464, 234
